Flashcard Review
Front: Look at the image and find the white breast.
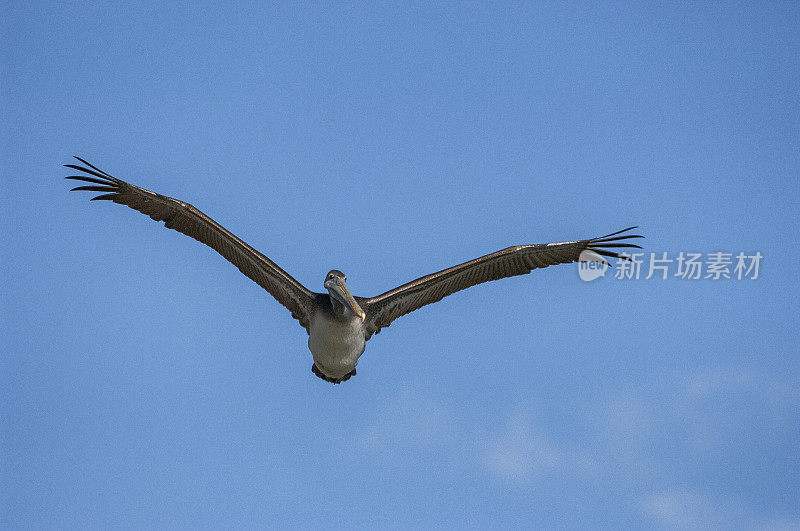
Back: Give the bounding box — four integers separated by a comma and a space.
308, 312, 367, 379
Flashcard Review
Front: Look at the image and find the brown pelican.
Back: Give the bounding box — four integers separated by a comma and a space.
66, 157, 643, 384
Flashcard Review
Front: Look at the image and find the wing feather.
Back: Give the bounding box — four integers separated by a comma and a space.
361, 228, 643, 338
66, 157, 317, 331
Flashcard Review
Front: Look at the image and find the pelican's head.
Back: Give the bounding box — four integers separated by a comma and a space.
324, 270, 365, 320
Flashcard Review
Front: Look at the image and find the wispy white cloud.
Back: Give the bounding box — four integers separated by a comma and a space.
357, 387, 457, 451
589, 394, 666, 484
351, 366, 798, 529
641, 489, 800, 531
595, 395, 654, 450
641, 489, 743, 529
480, 409, 596, 483
676, 367, 800, 449
619, 368, 800, 529
749, 517, 800, 531
681, 368, 800, 407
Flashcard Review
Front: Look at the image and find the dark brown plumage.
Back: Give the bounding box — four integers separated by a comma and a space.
67, 157, 642, 383
357, 226, 642, 338
66, 157, 318, 330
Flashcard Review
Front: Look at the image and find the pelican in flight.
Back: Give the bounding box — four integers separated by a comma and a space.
66, 157, 643, 383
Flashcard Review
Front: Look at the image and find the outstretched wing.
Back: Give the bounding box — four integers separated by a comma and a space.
66, 157, 318, 331
361, 227, 643, 338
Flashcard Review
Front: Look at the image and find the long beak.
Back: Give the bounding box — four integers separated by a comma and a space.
326, 278, 366, 320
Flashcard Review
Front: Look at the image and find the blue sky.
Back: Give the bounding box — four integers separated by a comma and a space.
2, 1, 798, 528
